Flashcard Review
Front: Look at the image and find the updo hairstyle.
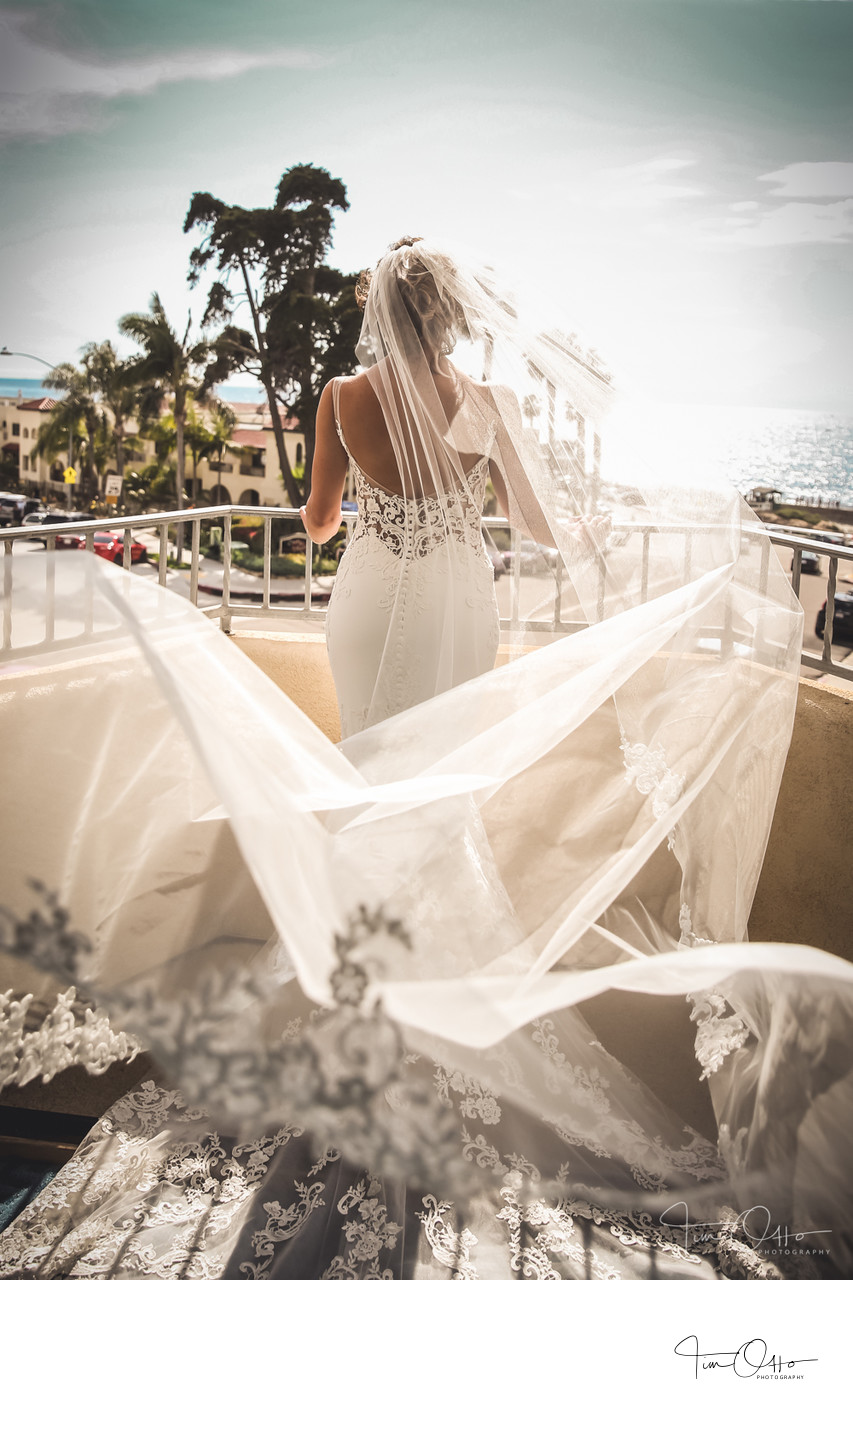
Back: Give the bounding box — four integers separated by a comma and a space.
356, 237, 466, 355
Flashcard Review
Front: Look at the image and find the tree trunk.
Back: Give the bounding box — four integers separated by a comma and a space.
238, 257, 300, 509
86, 415, 98, 498
266, 386, 301, 508
300, 400, 317, 488
115, 425, 124, 486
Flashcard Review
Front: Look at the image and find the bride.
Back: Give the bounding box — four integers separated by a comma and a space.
314, 238, 552, 737
0, 237, 852, 1279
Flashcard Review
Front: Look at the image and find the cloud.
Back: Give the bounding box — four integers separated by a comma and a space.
759, 162, 853, 199
0, 7, 326, 140
712, 163, 853, 247
594, 155, 704, 209
721, 198, 853, 247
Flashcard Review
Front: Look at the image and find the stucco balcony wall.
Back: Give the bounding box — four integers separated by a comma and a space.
2, 632, 849, 1141
231, 629, 852, 965
220, 630, 852, 1143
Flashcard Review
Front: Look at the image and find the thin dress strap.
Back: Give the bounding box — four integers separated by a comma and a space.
331, 377, 353, 461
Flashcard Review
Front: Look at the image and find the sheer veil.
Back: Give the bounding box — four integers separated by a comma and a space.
2, 237, 852, 1272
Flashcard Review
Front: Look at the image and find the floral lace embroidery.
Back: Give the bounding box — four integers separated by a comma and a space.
351, 466, 490, 559
0, 885, 475, 1201
0, 1081, 304, 1280
687, 992, 749, 1080
621, 1123, 728, 1190
321, 1177, 403, 1279
240, 1180, 329, 1280
496, 1183, 624, 1280
531, 1017, 611, 1110
458, 1126, 542, 1183
619, 735, 685, 820
710, 1206, 785, 1280
416, 1194, 479, 1279
335, 407, 494, 563
434, 1066, 502, 1124
0, 986, 140, 1090
678, 902, 715, 949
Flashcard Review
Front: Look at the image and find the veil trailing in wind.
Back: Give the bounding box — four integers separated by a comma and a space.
1, 237, 852, 1277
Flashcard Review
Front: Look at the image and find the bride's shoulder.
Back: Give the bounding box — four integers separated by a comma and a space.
461, 374, 520, 418
321, 371, 375, 420
325, 372, 370, 396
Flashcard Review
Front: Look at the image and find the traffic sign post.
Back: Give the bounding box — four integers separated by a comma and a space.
104, 474, 122, 507
63, 465, 77, 512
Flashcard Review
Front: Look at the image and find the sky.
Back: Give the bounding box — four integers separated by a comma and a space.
0, 0, 851, 410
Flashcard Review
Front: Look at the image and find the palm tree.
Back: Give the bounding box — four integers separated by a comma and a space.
81, 341, 143, 493
202, 397, 237, 491
33, 362, 101, 500
522, 394, 541, 427
181, 397, 240, 506
119, 293, 210, 558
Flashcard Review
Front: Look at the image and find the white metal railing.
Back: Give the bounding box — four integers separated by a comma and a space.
2, 504, 852, 682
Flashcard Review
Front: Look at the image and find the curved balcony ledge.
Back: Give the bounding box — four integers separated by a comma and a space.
1, 632, 849, 1145
230, 628, 853, 966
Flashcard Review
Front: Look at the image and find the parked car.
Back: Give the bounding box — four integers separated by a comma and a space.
24, 511, 89, 544
519, 539, 560, 574
815, 593, 853, 644
67, 531, 148, 564
799, 551, 822, 575
485, 546, 507, 579
0, 494, 43, 527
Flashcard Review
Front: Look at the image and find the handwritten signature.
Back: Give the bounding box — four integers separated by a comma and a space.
674, 1336, 817, 1379
661, 1202, 831, 1251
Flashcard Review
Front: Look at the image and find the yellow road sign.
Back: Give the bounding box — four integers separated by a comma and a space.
63, 466, 77, 484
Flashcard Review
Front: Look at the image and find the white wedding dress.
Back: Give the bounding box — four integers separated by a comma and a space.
325, 377, 500, 738
2, 239, 852, 1279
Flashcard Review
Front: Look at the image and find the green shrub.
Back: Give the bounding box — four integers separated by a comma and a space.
231, 550, 337, 577
775, 506, 819, 526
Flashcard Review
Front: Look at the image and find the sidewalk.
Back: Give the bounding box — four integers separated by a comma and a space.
196, 554, 334, 603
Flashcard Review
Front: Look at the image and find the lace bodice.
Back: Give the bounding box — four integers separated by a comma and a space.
332, 379, 494, 561
326, 384, 501, 738
345, 450, 491, 560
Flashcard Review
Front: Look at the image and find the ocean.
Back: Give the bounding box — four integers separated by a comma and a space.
3, 377, 852, 509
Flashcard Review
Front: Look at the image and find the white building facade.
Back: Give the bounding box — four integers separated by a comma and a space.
0, 391, 306, 508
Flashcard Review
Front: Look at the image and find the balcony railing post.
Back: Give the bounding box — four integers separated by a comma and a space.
45, 537, 55, 644
0, 505, 848, 682
304, 537, 314, 612
823, 554, 839, 666
221, 513, 232, 633
190, 519, 200, 606
3, 539, 11, 649
263, 517, 272, 610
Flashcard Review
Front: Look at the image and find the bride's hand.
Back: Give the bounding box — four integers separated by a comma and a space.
566, 512, 610, 554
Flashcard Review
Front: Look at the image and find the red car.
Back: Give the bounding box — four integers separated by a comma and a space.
68, 531, 148, 564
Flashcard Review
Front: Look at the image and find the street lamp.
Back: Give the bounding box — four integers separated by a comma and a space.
0, 346, 74, 509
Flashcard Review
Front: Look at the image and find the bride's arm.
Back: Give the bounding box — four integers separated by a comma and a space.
300, 382, 347, 544
486, 386, 559, 547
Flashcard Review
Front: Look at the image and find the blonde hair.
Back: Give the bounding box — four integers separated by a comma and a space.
357, 237, 465, 355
